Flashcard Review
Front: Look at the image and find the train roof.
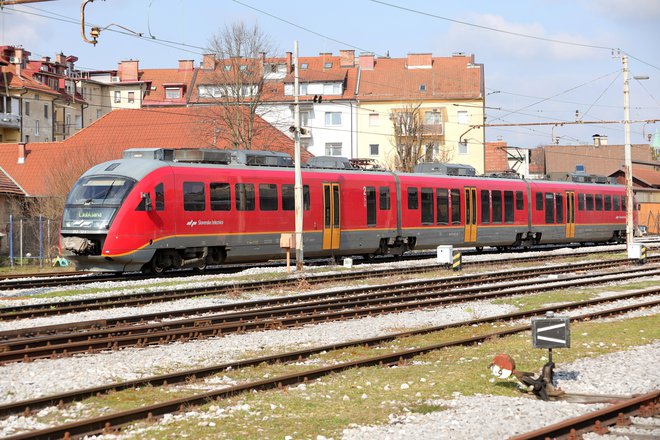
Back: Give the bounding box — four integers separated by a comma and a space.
78, 148, 622, 188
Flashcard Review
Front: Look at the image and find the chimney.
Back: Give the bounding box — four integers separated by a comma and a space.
592, 134, 608, 147
17, 142, 26, 164
119, 59, 139, 81
285, 51, 292, 72
406, 53, 432, 69
41, 56, 51, 63
359, 53, 375, 71
178, 59, 194, 71
201, 54, 216, 70
339, 50, 355, 67
55, 52, 67, 65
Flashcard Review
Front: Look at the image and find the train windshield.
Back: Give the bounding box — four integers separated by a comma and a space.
62, 176, 135, 231
65, 176, 135, 206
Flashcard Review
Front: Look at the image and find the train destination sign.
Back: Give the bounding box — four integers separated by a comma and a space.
531, 316, 570, 349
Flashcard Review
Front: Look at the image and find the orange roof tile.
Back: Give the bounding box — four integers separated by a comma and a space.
140, 68, 197, 106
632, 167, 660, 187
357, 55, 482, 101
0, 107, 298, 197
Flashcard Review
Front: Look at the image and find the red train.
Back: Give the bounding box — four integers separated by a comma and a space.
60, 148, 630, 273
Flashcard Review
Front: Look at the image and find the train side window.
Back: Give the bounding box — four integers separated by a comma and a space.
545, 192, 555, 223
515, 191, 524, 210
281, 185, 310, 211
155, 183, 165, 211
451, 189, 461, 225
604, 195, 612, 211
504, 191, 514, 223
183, 182, 205, 211
421, 188, 434, 225
379, 186, 391, 210
586, 194, 594, 211
436, 188, 449, 225
535, 192, 543, 210
578, 193, 585, 211
407, 187, 418, 210
235, 183, 255, 211
613, 195, 620, 211
480, 190, 490, 224
366, 186, 377, 226
492, 190, 502, 224
556, 193, 563, 223
622, 196, 627, 210
210, 183, 231, 211
259, 183, 278, 211
595, 194, 603, 211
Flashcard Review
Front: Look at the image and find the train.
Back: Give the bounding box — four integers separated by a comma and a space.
60, 148, 631, 273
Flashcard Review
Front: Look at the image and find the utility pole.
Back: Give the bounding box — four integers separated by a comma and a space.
622, 54, 634, 255
293, 40, 304, 271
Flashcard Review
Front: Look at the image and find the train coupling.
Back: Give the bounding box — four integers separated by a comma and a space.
489, 353, 564, 401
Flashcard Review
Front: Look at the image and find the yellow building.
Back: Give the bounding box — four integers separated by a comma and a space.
356, 53, 485, 173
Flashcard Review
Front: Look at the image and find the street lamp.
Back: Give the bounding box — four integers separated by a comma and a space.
622, 55, 649, 256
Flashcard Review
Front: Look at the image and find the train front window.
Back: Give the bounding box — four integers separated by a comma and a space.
66, 176, 135, 206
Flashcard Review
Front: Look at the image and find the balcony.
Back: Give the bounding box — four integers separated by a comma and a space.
54, 122, 70, 137
421, 123, 444, 136
0, 113, 20, 129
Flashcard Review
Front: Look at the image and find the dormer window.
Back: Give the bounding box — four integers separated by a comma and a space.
224, 65, 231, 71
239, 65, 247, 71
164, 84, 185, 99
323, 62, 332, 69
301, 63, 308, 70
419, 84, 427, 92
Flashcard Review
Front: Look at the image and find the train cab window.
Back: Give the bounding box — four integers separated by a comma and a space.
595, 194, 603, 211
613, 195, 621, 211
437, 189, 449, 225
535, 192, 543, 210
586, 194, 594, 211
183, 182, 205, 211
407, 187, 418, 210
281, 184, 311, 211
451, 189, 461, 225
155, 183, 165, 211
492, 190, 502, 224
259, 183, 278, 211
480, 190, 490, 224
604, 195, 612, 211
545, 192, 555, 223
379, 186, 391, 210
366, 186, 377, 226
421, 188, 434, 225
210, 183, 231, 211
556, 193, 563, 223
515, 191, 524, 210
235, 183, 255, 211
578, 194, 585, 211
504, 191, 514, 223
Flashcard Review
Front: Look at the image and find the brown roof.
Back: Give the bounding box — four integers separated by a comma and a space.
631, 167, 660, 187
0, 107, 297, 197
0, 167, 23, 195
357, 55, 483, 101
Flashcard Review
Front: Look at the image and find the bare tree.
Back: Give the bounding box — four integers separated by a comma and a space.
390, 102, 451, 172
201, 22, 277, 149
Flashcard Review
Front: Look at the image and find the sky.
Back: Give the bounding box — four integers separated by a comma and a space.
2, 0, 659, 149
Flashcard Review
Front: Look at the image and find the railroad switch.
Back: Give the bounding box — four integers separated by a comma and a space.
489, 353, 564, 401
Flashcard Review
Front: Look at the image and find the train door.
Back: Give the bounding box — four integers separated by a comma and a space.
322, 183, 341, 250
464, 187, 477, 243
565, 191, 575, 238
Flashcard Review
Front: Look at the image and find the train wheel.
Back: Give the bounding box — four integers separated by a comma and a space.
475, 246, 484, 253
149, 259, 167, 276
192, 261, 207, 273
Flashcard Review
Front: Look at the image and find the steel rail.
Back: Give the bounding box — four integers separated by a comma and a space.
1, 266, 659, 364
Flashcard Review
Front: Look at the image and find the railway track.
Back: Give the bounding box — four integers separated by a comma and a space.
2, 288, 657, 439
2, 254, 656, 324
1, 262, 658, 364
511, 390, 659, 439
0, 246, 637, 291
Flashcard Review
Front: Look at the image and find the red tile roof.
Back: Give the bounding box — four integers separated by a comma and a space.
632, 167, 660, 187
140, 68, 197, 106
0, 107, 298, 197
0, 67, 60, 96
357, 55, 483, 101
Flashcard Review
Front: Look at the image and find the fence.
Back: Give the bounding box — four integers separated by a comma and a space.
0, 215, 61, 268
